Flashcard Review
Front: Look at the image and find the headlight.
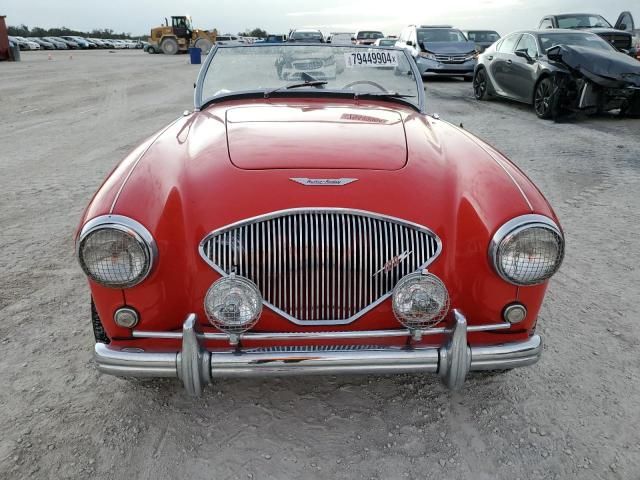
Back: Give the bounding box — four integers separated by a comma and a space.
77, 215, 156, 288
419, 52, 437, 61
204, 275, 262, 334
490, 215, 564, 286
392, 272, 450, 329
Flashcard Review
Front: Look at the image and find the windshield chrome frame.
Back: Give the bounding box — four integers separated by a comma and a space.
193, 43, 425, 113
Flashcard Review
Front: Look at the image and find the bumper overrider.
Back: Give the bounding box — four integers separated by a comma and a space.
94, 310, 542, 396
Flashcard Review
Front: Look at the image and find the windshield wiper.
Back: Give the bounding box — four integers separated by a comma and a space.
264, 80, 328, 98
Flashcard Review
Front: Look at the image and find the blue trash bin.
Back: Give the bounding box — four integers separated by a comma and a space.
189, 47, 201, 64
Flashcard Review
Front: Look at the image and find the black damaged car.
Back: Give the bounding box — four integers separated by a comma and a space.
473, 29, 640, 119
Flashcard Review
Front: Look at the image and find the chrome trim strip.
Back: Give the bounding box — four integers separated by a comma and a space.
76, 215, 158, 288
198, 208, 443, 326
488, 214, 564, 286
132, 322, 511, 341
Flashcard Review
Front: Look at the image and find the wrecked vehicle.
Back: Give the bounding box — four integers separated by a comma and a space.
474, 29, 640, 119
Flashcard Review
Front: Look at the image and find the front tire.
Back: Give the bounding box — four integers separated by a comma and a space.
194, 38, 212, 54
473, 69, 490, 100
534, 77, 554, 119
161, 37, 179, 55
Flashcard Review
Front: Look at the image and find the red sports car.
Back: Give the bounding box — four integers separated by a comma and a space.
76, 43, 564, 396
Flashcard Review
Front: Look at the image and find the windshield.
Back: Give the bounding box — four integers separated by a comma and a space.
467, 31, 500, 42
556, 14, 612, 29
539, 32, 615, 52
357, 31, 384, 40
289, 31, 323, 42
417, 28, 468, 43
197, 44, 422, 110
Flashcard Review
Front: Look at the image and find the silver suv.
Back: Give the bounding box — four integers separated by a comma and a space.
395, 25, 478, 80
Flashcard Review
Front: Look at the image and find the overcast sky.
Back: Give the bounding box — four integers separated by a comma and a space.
3, 0, 636, 36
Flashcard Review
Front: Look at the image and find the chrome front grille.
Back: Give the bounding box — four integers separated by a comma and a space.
435, 54, 467, 64
200, 209, 441, 325
599, 33, 631, 50
294, 60, 323, 70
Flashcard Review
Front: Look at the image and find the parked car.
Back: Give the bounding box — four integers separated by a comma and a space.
396, 25, 478, 80
44, 36, 78, 49
538, 12, 636, 57
10, 36, 40, 50
79, 43, 563, 395
61, 36, 92, 49
109, 39, 127, 49
464, 30, 501, 52
473, 29, 640, 118
287, 29, 325, 43
29, 37, 56, 50
326, 32, 354, 45
215, 35, 245, 46
40, 37, 67, 49
257, 34, 286, 44
353, 30, 384, 45
144, 43, 162, 54
87, 38, 107, 48
374, 37, 399, 47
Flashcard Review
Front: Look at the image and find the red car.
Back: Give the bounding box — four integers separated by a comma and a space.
76, 43, 564, 396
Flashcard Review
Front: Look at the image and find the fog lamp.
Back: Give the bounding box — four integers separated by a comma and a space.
504, 304, 527, 324
114, 307, 139, 328
392, 272, 450, 329
204, 275, 262, 334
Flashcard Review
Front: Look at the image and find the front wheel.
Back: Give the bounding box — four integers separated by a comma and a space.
473, 69, 489, 100
194, 38, 212, 54
533, 77, 554, 119
161, 37, 179, 55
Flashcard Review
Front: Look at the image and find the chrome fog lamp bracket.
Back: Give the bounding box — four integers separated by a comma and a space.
438, 310, 470, 390
177, 314, 211, 396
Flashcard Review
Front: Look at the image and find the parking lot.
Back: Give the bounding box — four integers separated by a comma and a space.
1, 49, 640, 479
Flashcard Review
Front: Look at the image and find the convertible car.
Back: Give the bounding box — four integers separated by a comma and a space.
76, 43, 564, 396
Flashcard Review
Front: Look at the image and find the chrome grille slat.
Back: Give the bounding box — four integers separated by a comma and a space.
200, 209, 442, 326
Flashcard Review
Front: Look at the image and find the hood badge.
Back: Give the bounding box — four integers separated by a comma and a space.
373, 250, 413, 276
290, 178, 358, 186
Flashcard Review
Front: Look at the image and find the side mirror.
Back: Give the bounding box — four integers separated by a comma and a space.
619, 23, 627, 30
351, 37, 356, 42
515, 49, 534, 63
406, 40, 413, 47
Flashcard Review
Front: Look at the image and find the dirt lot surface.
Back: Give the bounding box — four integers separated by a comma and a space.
1, 50, 639, 480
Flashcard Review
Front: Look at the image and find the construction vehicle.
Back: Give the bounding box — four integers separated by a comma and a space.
148, 16, 217, 55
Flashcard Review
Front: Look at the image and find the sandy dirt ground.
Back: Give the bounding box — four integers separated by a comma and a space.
1, 50, 639, 480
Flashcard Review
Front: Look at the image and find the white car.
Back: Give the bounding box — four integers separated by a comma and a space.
109, 40, 127, 49
327, 32, 354, 45
216, 35, 245, 46
12, 36, 40, 50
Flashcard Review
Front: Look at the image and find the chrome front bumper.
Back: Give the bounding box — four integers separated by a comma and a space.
94, 310, 542, 396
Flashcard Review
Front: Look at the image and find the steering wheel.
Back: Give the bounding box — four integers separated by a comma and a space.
343, 80, 388, 92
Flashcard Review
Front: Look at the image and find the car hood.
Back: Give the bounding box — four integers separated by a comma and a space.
422, 41, 477, 54
547, 44, 640, 87
225, 105, 408, 170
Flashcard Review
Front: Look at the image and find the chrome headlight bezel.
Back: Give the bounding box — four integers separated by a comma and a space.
489, 214, 564, 286
76, 215, 157, 288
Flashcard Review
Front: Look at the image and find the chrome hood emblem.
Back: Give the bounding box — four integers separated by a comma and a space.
290, 178, 358, 186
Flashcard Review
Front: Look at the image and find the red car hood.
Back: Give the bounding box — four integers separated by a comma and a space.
226, 105, 407, 170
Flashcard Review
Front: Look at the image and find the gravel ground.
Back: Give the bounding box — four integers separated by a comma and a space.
1, 50, 639, 480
